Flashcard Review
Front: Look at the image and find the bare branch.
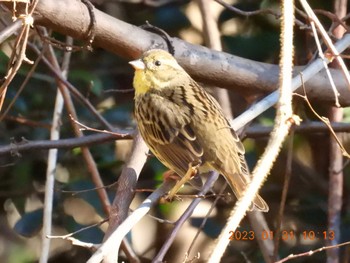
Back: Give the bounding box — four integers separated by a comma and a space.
209, 1, 296, 261
3, 0, 350, 105
0, 132, 131, 157
294, 91, 350, 158
87, 180, 176, 263
40, 35, 71, 263
153, 172, 219, 262
273, 133, 294, 261
326, 2, 347, 262
275, 241, 350, 263
301, 0, 350, 90
231, 33, 350, 131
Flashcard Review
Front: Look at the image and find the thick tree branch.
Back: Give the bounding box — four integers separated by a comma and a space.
4, 0, 350, 105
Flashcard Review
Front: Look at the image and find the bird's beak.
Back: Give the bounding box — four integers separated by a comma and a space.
129, 59, 145, 70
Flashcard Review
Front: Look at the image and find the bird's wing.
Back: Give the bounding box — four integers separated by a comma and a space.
136, 92, 204, 179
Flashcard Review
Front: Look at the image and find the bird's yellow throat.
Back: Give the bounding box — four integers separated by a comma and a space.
133, 69, 151, 96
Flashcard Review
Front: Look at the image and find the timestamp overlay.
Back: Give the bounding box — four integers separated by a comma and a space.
228, 230, 335, 241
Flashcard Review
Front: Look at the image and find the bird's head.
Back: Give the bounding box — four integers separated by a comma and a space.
129, 49, 185, 96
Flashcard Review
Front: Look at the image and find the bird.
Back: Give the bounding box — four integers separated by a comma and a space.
129, 49, 268, 212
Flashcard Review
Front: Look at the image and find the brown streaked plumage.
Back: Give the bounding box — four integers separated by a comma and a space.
130, 49, 268, 212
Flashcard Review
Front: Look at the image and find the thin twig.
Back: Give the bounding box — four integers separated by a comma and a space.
0, 47, 44, 122
42, 27, 111, 216
48, 217, 108, 240
0, 0, 34, 111
0, 132, 131, 157
294, 91, 350, 158
308, 13, 340, 107
199, 1, 273, 261
231, 33, 350, 131
326, 1, 346, 262
186, 181, 227, 258
153, 172, 219, 262
300, 0, 350, 91
70, 115, 130, 136
47, 217, 108, 250
214, 0, 305, 27
247, 211, 274, 262
214, 0, 281, 18
275, 240, 350, 263
198, 0, 233, 118
314, 9, 349, 35
42, 32, 139, 261
2, 115, 51, 129
208, 1, 296, 261
140, 21, 174, 55
40, 35, 72, 263
273, 132, 294, 261
47, 235, 99, 250
27, 42, 114, 131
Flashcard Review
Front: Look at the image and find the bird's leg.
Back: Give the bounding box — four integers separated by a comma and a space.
164, 162, 199, 201
163, 170, 181, 181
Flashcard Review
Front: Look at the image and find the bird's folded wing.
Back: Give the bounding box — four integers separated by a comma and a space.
142, 94, 204, 180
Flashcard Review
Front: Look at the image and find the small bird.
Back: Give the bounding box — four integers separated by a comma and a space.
129, 49, 268, 212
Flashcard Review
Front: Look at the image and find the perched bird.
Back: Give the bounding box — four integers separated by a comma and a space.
129, 49, 268, 212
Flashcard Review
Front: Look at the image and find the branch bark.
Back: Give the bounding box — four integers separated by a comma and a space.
327, 0, 347, 262
4, 0, 350, 105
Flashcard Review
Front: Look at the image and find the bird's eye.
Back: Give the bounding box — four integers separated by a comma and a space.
154, 60, 161, 66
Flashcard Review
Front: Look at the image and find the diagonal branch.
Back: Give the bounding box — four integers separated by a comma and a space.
3, 0, 350, 105
208, 0, 296, 261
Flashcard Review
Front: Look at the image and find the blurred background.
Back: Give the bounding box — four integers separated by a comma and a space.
1, 0, 350, 262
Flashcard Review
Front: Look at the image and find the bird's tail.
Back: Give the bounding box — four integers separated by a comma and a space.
223, 172, 269, 212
